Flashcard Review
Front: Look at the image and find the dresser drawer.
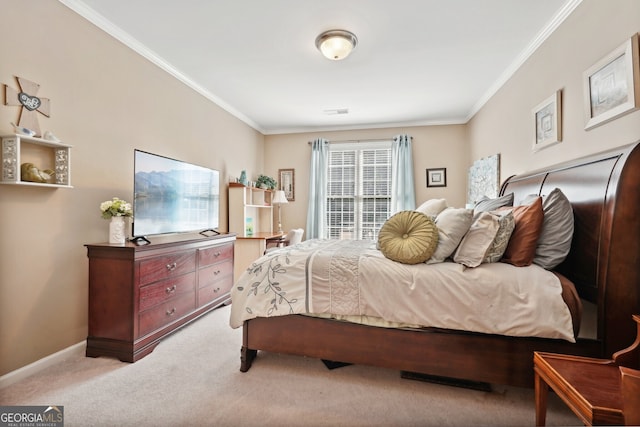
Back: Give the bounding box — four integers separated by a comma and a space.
198, 243, 234, 267
139, 251, 196, 286
198, 275, 233, 306
198, 260, 233, 289
138, 292, 196, 337
139, 272, 196, 312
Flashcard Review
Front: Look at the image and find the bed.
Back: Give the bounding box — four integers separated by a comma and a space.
231, 141, 640, 388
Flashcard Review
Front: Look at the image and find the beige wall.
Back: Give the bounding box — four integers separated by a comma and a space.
264, 125, 469, 233
0, 2, 264, 375
468, 0, 640, 178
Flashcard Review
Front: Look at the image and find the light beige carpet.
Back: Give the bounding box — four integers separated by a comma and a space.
0, 305, 580, 426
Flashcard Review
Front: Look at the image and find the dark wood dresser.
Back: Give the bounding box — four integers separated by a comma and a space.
85, 233, 235, 362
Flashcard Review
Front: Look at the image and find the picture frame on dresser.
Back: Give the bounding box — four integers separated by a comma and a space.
533, 90, 562, 152
583, 33, 640, 130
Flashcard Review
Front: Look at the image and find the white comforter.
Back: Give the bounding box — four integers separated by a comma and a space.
229, 239, 575, 342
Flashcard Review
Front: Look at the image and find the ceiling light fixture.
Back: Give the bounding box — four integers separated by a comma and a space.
315, 29, 358, 61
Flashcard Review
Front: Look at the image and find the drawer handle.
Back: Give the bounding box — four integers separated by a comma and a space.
213, 270, 221, 275
166, 307, 176, 316
213, 287, 220, 293
214, 251, 221, 257
166, 262, 177, 271
165, 285, 177, 294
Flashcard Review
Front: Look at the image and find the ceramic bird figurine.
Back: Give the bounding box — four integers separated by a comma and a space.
11, 122, 36, 137
43, 130, 61, 142
21, 163, 55, 183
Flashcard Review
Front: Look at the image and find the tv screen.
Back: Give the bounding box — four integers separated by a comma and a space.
133, 150, 220, 237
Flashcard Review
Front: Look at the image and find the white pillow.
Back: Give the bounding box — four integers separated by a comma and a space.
426, 207, 473, 264
415, 198, 447, 217
453, 212, 500, 267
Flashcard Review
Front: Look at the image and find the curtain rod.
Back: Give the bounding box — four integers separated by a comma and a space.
307, 137, 408, 144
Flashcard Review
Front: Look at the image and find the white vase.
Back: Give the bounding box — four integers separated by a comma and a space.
109, 216, 126, 244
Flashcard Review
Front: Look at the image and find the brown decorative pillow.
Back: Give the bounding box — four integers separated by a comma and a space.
500, 197, 544, 267
378, 210, 439, 264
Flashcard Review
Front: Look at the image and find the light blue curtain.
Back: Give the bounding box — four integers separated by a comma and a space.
305, 138, 329, 239
390, 134, 416, 213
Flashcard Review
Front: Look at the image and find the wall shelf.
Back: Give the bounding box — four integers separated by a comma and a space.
1, 134, 72, 188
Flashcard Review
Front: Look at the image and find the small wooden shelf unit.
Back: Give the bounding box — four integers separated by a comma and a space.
228, 183, 281, 279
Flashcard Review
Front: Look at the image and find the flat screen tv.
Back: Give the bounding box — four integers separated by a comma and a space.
132, 149, 220, 239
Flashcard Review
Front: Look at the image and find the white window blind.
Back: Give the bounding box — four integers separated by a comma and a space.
326, 141, 392, 240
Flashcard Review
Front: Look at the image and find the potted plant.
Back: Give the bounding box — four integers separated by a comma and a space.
256, 174, 277, 190
99, 197, 133, 244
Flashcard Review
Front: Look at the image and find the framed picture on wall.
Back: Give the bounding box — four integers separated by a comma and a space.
467, 154, 500, 206
583, 33, 640, 130
278, 168, 295, 201
532, 90, 562, 152
426, 168, 446, 188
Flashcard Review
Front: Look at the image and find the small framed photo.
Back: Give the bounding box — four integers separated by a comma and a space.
426, 168, 446, 188
583, 33, 640, 130
278, 168, 295, 201
533, 90, 562, 152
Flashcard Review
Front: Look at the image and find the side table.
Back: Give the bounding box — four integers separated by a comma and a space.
533, 351, 623, 426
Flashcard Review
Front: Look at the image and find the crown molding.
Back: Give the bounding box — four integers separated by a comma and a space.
466, 0, 583, 122
58, 0, 581, 135
57, 0, 265, 133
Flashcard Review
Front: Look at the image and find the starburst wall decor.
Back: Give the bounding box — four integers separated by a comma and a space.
467, 153, 500, 206
3, 76, 51, 137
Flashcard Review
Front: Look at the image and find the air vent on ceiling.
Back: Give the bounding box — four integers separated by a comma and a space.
323, 108, 349, 115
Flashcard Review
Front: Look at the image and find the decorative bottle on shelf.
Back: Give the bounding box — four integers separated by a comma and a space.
109, 216, 126, 244
245, 217, 253, 236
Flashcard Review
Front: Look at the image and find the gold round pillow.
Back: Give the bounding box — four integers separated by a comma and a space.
378, 210, 439, 264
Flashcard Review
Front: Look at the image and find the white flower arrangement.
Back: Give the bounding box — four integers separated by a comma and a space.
100, 197, 133, 219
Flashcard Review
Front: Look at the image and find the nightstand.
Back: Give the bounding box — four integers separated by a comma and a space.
534, 352, 623, 426
533, 314, 640, 426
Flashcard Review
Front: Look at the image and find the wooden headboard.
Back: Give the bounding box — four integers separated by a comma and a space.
500, 141, 640, 357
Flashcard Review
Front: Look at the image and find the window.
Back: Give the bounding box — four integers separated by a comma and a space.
326, 141, 392, 240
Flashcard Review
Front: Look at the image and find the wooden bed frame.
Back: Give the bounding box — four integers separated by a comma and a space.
239, 142, 640, 388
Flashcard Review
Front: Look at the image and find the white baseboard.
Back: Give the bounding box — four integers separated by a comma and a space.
0, 341, 85, 388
